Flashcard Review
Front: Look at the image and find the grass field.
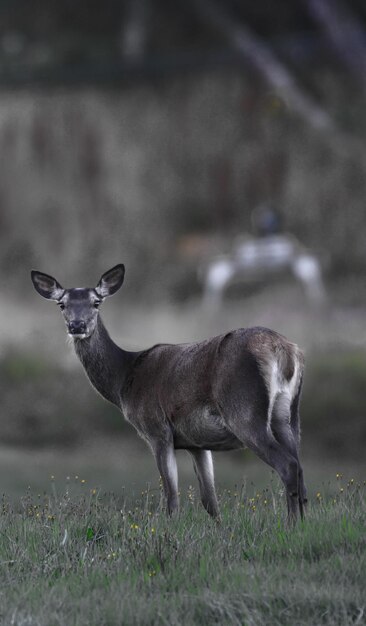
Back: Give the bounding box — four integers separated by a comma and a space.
0, 474, 364, 626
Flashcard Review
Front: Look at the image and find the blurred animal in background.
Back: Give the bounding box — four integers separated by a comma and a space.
202, 206, 326, 308
31, 264, 306, 524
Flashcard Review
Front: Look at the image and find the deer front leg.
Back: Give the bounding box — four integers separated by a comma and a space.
189, 449, 220, 519
153, 441, 179, 515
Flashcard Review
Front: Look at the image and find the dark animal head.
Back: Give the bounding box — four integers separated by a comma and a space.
31, 264, 125, 339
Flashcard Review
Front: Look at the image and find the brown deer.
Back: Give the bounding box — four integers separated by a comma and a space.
31, 264, 307, 522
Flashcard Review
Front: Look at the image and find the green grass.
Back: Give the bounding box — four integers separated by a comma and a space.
0, 477, 364, 625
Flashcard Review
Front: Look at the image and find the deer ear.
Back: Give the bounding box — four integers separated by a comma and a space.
31, 270, 64, 300
96, 264, 125, 297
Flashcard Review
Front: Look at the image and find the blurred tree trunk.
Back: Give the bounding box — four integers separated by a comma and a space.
120, 0, 150, 61
303, 0, 366, 85
187, 0, 333, 132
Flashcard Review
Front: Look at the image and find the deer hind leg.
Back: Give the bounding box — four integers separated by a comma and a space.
271, 392, 306, 519
188, 449, 220, 519
289, 382, 307, 513
245, 425, 300, 524
153, 440, 179, 515
219, 387, 301, 523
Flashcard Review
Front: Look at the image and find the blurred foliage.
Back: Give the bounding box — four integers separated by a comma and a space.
1, 352, 50, 382
0, 349, 129, 446
0, 2, 365, 298
0, 0, 323, 69
0, 0, 365, 66
301, 350, 366, 459
0, 73, 365, 300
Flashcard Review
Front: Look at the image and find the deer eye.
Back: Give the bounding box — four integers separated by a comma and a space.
94, 301, 101, 308
58, 303, 65, 310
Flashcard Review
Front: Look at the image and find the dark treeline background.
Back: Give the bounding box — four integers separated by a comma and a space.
0, 0, 365, 492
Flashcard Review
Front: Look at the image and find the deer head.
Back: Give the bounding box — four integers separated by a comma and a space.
31, 264, 125, 339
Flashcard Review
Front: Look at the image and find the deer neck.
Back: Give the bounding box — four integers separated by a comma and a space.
73, 316, 136, 406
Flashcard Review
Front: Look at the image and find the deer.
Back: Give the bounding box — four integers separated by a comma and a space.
31, 264, 307, 523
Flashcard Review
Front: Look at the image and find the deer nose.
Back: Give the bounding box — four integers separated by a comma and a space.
69, 320, 86, 335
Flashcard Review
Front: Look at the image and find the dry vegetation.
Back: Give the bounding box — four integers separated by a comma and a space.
1, 67, 366, 301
